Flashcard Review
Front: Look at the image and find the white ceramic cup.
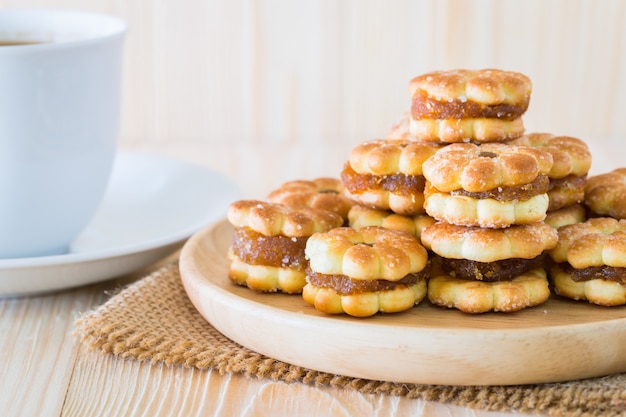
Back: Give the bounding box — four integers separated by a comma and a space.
0, 9, 126, 258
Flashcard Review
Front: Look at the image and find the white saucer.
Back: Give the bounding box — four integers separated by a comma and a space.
0, 151, 240, 297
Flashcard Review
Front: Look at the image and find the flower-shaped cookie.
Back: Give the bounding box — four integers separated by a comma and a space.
303, 226, 429, 316
511, 133, 592, 210
341, 139, 441, 215
543, 204, 586, 230
267, 177, 354, 223
422, 142, 554, 227
306, 226, 428, 280
228, 199, 343, 237
421, 221, 558, 263
548, 217, 626, 306
227, 200, 343, 294
511, 133, 591, 179
428, 268, 550, 313
584, 168, 626, 219
408, 69, 532, 143
347, 205, 435, 238
422, 142, 553, 193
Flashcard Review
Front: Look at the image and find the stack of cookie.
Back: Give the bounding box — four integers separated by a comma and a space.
403, 69, 560, 313
543, 169, 626, 307
226, 177, 433, 318
225, 67, 626, 316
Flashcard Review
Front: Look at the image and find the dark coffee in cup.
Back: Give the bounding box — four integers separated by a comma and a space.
0, 40, 45, 46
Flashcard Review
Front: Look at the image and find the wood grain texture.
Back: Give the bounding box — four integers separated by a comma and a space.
1, 0, 624, 159
63, 348, 518, 417
0, 286, 107, 417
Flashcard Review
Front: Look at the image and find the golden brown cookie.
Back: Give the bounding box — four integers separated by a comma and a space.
421, 221, 558, 263
302, 280, 427, 317
428, 268, 551, 313
409, 118, 526, 145
547, 175, 588, 212
303, 226, 429, 316
306, 226, 428, 279
548, 264, 626, 306
267, 177, 354, 223
584, 168, 626, 219
544, 204, 586, 229
227, 199, 343, 237
422, 142, 554, 227
548, 217, 626, 306
347, 204, 435, 238
549, 217, 626, 268
227, 200, 343, 294
511, 133, 592, 210
511, 133, 592, 179
340, 139, 441, 215
423, 183, 550, 228
422, 142, 553, 193
408, 69, 532, 143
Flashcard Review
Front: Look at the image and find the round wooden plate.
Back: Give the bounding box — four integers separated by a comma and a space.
179, 219, 626, 386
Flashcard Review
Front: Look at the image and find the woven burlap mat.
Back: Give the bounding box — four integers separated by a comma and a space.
75, 262, 626, 417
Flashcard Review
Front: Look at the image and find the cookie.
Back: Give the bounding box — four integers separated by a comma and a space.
423, 222, 555, 313
302, 280, 428, 317
422, 142, 553, 193
408, 69, 532, 143
584, 168, 626, 219
549, 217, 626, 268
548, 217, 626, 306
421, 221, 558, 267
548, 264, 626, 306
340, 139, 441, 215
428, 267, 551, 313
422, 142, 554, 227
544, 204, 586, 229
267, 177, 354, 223
303, 226, 429, 316
511, 133, 592, 210
227, 200, 343, 294
423, 183, 550, 228
347, 204, 435, 238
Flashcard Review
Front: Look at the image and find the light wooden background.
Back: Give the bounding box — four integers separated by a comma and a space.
2, 0, 625, 196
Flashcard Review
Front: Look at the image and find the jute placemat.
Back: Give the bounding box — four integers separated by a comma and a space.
75, 262, 626, 417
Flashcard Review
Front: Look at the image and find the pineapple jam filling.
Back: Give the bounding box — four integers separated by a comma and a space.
441, 254, 547, 282
340, 162, 426, 195
231, 227, 308, 269
448, 174, 549, 201
305, 268, 429, 295
410, 90, 529, 121
560, 263, 626, 284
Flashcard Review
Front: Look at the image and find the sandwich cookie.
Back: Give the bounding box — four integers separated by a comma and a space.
340, 139, 441, 215
548, 217, 626, 306
408, 69, 532, 143
227, 200, 343, 294
267, 177, 354, 224
304, 226, 429, 317
511, 133, 592, 211
421, 142, 554, 228
421, 221, 558, 313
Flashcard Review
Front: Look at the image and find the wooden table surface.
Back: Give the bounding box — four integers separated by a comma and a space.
0, 139, 622, 417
